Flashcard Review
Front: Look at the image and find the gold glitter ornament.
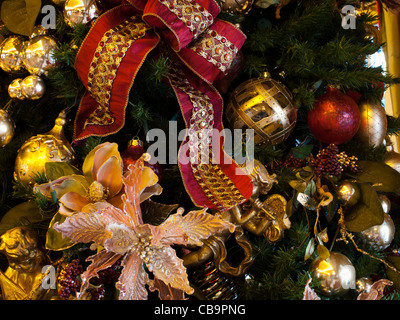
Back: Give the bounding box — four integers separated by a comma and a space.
225, 72, 297, 147
8, 78, 25, 100
0, 109, 14, 147
20, 75, 46, 100
355, 99, 387, 147
21, 30, 58, 76
0, 36, 26, 74
360, 213, 395, 251
14, 110, 77, 188
64, 0, 102, 27
310, 251, 356, 297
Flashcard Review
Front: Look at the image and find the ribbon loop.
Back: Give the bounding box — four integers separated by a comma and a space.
143, 0, 220, 51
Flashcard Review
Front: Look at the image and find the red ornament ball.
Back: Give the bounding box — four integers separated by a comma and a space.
308, 87, 361, 145
121, 139, 163, 181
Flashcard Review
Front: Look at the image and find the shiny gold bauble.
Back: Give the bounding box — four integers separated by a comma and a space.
64, 0, 102, 27
356, 277, 374, 293
14, 111, 77, 188
217, 0, 254, 15
225, 73, 297, 146
310, 252, 356, 297
0, 109, 14, 147
21, 34, 58, 76
20, 75, 46, 100
359, 213, 395, 251
0, 36, 26, 74
336, 180, 360, 206
355, 99, 387, 147
379, 194, 391, 214
384, 145, 400, 173
8, 78, 25, 100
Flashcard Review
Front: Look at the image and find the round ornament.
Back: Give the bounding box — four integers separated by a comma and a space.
217, 0, 254, 15
310, 251, 356, 297
8, 78, 25, 100
379, 194, 391, 214
14, 111, 77, 188
21, 32, 58, 76
307, 87, 361, 145
0, 36, 26, 74
355, 99, 387, 147
384, 144, 400, 174
359, 213, 395, 251
64, 0, 102, 27
336, 180, 360, 206
0, 109, 14, 147
20, 75, 46, 100
225, 73, 297, 147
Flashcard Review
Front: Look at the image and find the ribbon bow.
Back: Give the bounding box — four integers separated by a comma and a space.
73, 0, 253, 210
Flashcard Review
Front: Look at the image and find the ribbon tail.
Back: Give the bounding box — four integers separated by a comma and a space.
166, 59, 252, 211
73, 4, 160, 142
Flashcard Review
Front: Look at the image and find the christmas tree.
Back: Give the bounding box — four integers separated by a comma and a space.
0, 0, 400, 301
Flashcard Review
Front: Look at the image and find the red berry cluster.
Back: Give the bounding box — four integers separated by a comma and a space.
310, 144, 359, 178
57, 259, 84, 300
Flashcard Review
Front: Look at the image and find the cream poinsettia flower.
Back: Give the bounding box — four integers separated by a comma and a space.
35, 142, 161, 215
54, 154, 234, 300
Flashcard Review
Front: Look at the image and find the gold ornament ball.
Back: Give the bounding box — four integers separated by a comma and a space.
225, 73, 297, 147
336, 180, 360, 206
0, 109, 14, 147
14, 111, 77, 188
359, 213, 395, 251
21, 34, 58, 76
384, 145, 400, 174
0, 36, 26, 74
64, 0, 102, 27
217, 0, 254, 15
356, 277, 374, 294
8, 78, 25, 100
379, 194, 391, 214
355, 99, 387, 147
20, 75, 46, 100
310, 252, 356, 297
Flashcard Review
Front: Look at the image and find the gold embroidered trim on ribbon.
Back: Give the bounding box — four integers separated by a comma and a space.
189, 28, 238, 73
167, 64, 245, 210
85, 16, 151, 129
159, 0, 214, 40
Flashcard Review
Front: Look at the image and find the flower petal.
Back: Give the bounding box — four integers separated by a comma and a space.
83, 142, 121, 183
96, 156, 123, 197
78, 250, 122, 299
34, 175, 88, 200
148, 246, 193, 295
104, 222, 138, 254
116, 251, 149, 300
140, 166, 159, 193
140, 183, 163, 203
160, 208, 235, 246
59, 192, 90, 213
54, 211, 106, 246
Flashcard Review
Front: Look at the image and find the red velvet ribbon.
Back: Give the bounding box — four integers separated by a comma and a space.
74, 0, 253, 210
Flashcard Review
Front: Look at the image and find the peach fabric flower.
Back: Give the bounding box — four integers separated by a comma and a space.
35, 142, 161, 216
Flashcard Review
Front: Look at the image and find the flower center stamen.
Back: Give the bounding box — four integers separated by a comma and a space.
87, 181, 109, 202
